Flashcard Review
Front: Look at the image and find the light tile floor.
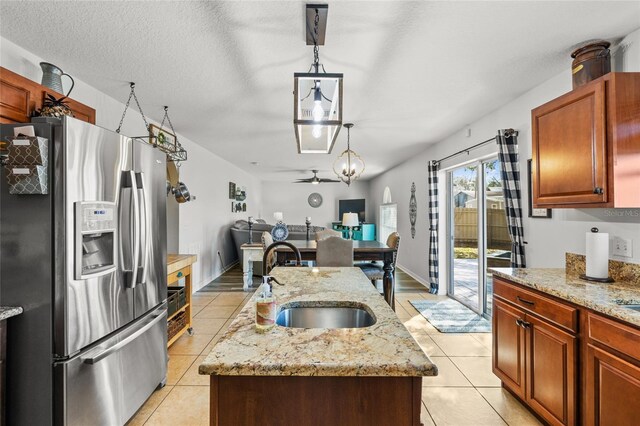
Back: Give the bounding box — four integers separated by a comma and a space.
128, 290, 542, 426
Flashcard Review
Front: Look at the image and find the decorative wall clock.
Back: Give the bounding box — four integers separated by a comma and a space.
409, 182, 417, 238
308, 192, 323, 208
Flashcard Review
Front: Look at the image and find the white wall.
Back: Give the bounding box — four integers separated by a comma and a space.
1, 36, 262, 291
369, 28, 640, 290
260, 181, 371, 229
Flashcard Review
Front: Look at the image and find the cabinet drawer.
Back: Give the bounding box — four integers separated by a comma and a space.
587, 312, 640, 361
494, 279, 578, 333
167, 265, 190, 285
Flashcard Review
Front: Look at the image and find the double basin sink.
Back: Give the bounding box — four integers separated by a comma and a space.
276, 302, 376, 329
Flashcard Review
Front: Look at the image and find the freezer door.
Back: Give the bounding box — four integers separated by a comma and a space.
59, 117, 134, 357
132, 139, 167, 317
54, 304, 168, 426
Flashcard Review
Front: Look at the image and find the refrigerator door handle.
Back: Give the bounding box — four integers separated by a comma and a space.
124, 170, 141, 289
82, 311, 165, 365
135, 171, 147, 285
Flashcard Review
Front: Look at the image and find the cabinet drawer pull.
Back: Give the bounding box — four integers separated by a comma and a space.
520, 320, 531, 328
516, 296, 535, 306
593, 187, 604, 194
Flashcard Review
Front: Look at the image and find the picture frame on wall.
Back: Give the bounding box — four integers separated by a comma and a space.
149, 124, 176, 152
229, 182, 236, 199
527, 159, 552, 218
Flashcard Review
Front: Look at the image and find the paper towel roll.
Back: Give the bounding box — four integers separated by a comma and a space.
586, 229, 609, 279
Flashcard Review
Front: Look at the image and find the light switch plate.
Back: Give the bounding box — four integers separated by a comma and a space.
613, 236, 632, 258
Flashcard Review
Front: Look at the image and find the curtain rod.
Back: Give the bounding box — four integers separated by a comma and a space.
434, 128, 516, 165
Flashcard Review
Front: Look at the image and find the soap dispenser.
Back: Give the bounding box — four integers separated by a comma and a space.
255, 275, 276, 332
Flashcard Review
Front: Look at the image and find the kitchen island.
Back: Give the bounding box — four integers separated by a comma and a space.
199, 267, 436, 426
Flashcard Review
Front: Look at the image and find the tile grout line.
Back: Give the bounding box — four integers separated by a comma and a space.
139, 385, 174, 426
405, 301, 510, 425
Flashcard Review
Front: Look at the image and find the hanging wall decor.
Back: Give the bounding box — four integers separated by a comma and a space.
228, 182, 236, 199
308, 192, 323, 208
409, 182, 417, 238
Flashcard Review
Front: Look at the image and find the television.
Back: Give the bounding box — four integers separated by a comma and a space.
339, 199, 365, 223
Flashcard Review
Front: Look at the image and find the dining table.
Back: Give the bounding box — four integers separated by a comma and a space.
274, 240, 398, 310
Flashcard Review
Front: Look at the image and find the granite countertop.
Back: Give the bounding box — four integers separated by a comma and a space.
199, 267, 437, 377
0, 306, 23, 321
490, 268, 640, 327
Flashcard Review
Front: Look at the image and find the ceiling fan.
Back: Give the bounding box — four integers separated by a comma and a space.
293, 170, 339, 184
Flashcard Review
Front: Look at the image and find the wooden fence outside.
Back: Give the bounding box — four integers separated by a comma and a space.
454, 207, 511, 250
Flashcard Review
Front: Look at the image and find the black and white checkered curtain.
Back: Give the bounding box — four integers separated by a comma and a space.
497, 129, 526, 268
427, 160, 440, 293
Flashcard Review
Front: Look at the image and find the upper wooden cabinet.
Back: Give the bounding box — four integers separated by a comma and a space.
532, 72, 640, 208
0, 66, 95, 125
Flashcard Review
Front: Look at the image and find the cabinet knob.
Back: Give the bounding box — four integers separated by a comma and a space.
593, 187, 604, 194
177, 271, 183, 278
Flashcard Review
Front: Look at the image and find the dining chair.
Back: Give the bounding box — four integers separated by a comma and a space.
358, 232, 400, 286
315, 229, 343, 241
316, 236, 354, 267
261, 232, 276, 274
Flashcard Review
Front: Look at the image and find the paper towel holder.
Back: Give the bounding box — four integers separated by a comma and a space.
580, 228, 615, 283
579, 274, 614, 283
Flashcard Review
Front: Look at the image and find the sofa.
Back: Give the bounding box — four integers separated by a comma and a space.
230, 220, 325, 275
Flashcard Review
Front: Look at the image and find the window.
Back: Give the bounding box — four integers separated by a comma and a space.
379, 187, 397, 243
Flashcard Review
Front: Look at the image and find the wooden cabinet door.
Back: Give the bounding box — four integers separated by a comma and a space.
492, 298, 526, 399
525, 314, 577, 426
532, 80, 607, 206
585, 344, 640, 426
0, 77, 31, 124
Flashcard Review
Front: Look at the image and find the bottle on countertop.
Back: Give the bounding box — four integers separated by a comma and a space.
255, 276, 276, 332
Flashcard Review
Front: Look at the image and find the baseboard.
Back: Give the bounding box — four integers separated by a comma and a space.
395, 263, 430, 289
220, 259, 239, 274
192, 260, 240, 293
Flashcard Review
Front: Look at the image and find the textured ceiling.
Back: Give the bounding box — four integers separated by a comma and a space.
1, 1, 639, 181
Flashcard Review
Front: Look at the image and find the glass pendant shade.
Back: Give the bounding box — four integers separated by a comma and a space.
293, 72, 343, 154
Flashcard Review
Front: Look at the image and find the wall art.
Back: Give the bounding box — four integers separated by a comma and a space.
409, 182, 417, 238
228, 182, 236, 199
527, 159, 552, 218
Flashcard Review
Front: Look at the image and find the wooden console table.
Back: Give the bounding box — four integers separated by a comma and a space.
240, 243, 264, 291
167, 254, 197, 347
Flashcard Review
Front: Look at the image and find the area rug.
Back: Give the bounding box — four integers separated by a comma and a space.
409, 298, 492, 333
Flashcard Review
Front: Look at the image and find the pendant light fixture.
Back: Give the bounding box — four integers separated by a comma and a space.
333, 123, 365, 186
293, 4, 343, 154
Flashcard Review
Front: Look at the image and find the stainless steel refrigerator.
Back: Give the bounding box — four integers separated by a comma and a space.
0, 116, 168, 425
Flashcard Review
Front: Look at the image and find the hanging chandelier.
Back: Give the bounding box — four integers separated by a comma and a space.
293, 4, 343, 154
333, 123, 364, 186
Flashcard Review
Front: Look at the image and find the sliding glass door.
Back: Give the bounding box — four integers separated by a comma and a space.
447, 158, 509, 316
